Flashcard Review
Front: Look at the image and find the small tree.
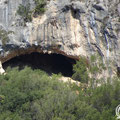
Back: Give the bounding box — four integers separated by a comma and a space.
33, 0, 46, 16
72, 57, 89, 83
17, 4, 32, 22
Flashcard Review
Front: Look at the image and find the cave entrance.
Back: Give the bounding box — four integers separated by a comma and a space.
3, 52, 76, 77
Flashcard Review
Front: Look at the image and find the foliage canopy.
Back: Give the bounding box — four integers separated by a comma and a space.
0, 66, 119, 120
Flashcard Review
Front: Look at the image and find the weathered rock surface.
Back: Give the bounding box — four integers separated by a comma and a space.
0, 0, 119, 75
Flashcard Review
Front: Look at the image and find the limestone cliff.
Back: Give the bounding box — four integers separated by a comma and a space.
0, 0, 120, 75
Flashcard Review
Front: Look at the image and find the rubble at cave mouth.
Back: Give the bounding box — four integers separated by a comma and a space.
3, 52, 76, 77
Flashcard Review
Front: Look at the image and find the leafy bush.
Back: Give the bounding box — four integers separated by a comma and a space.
17, 0, 46, 22
17, 4, 32, 22
72, 54, 107, 86
72, 57, 89, 83
0, 67, 78, 120
0, 66, 119, 119
34, 0, 46, 16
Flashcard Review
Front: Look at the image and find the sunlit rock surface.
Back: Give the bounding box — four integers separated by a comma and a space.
0, 0, 119, 75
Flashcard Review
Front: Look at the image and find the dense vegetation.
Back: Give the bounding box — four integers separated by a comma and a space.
0, 65, 119, 120
72, 55, 107, 85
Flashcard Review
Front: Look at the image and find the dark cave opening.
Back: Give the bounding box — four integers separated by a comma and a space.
3, 52, 76, 77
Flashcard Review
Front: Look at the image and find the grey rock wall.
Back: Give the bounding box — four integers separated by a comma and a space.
0, 0, 119, 74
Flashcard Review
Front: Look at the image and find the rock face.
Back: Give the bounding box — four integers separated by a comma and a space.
0, 0, 120, 75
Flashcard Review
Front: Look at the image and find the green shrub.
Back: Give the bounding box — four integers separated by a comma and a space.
0, 29, 13, 45
72, 57, 89, 83
33, 0, 46, 16
17, 4, 32, 22
0, 67, 77, 120
17, 0, 46, 23
0, 66, 119, 119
